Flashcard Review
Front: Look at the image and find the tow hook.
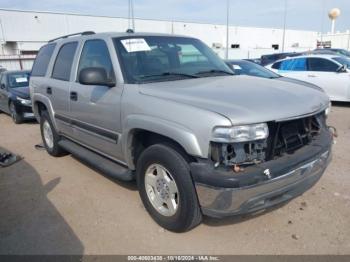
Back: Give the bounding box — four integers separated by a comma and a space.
328, 126, 338, 144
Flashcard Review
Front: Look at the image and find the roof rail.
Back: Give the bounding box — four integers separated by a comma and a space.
48, 31, 95, 42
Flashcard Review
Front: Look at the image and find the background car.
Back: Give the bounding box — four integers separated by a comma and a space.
260, 52, 302, 66
225, 59, 325, 92
266, 54, 350, 102
312, 48, 350, 58
0, 70, 34, 124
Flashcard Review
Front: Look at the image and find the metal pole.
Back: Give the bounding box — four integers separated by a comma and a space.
320, 0, 325, 44
281, 0, 287, 52
225, 0, 230, 59
131, 0, 135, 31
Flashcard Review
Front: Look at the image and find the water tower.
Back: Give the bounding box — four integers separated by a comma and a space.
328, 8, 341, 34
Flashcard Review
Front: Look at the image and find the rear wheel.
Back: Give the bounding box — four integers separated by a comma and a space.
136, 144, 202, 232
9, 101, 23, 124
40, 111, 66, 156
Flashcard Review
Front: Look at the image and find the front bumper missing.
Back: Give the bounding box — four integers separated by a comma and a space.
191, 130, 332, 218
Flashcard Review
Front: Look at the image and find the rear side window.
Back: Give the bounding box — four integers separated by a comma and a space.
77, 39, 115, 82
278, 58, 306, 71
308, 58, 339, 72
52, 42, 78, 81
31, 43, 56, 77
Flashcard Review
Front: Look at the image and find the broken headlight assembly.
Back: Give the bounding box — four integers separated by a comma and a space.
212, 123, 269, 143
211, 123, 269, 167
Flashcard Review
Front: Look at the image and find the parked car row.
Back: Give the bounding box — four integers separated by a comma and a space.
266, 54, 350, 102
0, 31, 335, 232
259, 48, 350, 66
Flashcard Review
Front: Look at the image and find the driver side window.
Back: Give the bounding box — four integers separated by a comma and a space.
307, 58, 339, 72
78, 39, 115, 82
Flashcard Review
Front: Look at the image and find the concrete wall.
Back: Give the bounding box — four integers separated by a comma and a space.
318, 31, 350, 50
0, 9, 318, 51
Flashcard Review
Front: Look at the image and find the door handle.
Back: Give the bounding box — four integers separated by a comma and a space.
46, 87, 52, 94
70, 91, 78, 101
308, 74, 316, 78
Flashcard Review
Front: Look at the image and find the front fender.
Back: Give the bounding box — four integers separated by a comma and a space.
123, 114, 203, 169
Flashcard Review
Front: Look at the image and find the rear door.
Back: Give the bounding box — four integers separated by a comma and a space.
306, 57, 349, 101
46, 41, 79, 135
68, 38, 123, 160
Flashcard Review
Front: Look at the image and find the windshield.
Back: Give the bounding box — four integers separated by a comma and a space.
333, 57, 350, 68
8, 72, 30, 88
227, 60, 280, 78
113, 36, 233, 83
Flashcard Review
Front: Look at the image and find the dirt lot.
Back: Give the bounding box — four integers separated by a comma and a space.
0, 104, 350, 255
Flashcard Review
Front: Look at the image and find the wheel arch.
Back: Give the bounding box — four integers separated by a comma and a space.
123, 115, 203, 169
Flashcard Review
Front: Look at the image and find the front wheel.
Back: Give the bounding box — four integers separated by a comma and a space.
136, 144, 202, 232
9, 101, 23, 124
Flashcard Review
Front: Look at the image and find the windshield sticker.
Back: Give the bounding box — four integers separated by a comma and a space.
233, 65, 242, 70
15, 77, 28, 83
121, 38, 151, 53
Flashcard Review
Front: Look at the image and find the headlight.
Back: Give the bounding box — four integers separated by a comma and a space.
17, 96, 32, 106
325, 102, 331, 116
212, 123, 269, 143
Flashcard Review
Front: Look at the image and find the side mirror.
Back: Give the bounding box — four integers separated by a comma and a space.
79, 67, 116, 87
0, 84, 5, 89
336, 64, 347, 73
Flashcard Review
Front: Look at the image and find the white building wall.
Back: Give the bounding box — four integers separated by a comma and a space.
318, 31, 350, 50
0, 8, 320, 69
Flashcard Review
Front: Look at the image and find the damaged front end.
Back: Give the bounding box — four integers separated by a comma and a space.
210, 112, 327, 169
191, 111, 333, 217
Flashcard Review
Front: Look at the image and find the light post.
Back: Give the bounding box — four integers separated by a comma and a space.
281, 0, 287, 52
225, 0, 230, 59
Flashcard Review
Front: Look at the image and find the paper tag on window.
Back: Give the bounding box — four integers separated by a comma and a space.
233, 65, 242, 70
121, 38, 151, 52
15, 77, 28, 83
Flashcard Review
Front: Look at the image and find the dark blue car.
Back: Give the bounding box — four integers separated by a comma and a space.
0, 70, 35, 124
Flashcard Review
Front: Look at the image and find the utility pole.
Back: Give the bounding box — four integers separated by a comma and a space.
281, 0, 287, 52
128, 0, 135, 31
225, 0, 230, 59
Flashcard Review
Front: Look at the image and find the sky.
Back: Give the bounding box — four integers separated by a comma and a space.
0, 0, 349, 32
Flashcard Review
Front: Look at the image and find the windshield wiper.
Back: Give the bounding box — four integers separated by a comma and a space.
140, 72, 199, 79
195, 69, 235, 76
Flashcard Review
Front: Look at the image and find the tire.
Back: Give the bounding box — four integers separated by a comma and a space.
9, 101, 23, 124
40, 111, 66, 157
136, 144, 202, 232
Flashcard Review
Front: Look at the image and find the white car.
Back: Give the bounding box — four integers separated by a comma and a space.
266, 54, 350, 102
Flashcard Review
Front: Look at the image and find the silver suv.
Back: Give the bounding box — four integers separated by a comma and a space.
30, 31, 333, 232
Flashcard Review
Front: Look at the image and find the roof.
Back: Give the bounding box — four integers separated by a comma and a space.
49, 31, 193, 43
278, 54, 342, 60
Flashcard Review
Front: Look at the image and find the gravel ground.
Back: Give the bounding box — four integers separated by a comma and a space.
0, 103, 349, 255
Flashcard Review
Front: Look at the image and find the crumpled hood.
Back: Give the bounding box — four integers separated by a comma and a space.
139, 75, 329, 125
10, 86, 30, 99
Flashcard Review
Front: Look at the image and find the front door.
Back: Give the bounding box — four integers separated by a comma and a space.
306, 57, 350, 101
69, 39, 124, 160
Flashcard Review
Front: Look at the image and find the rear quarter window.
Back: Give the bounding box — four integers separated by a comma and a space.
31, 43, 56, 77
52, 42, 78, 81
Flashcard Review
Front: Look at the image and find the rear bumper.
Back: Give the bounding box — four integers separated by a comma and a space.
191, 129, 332, 218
